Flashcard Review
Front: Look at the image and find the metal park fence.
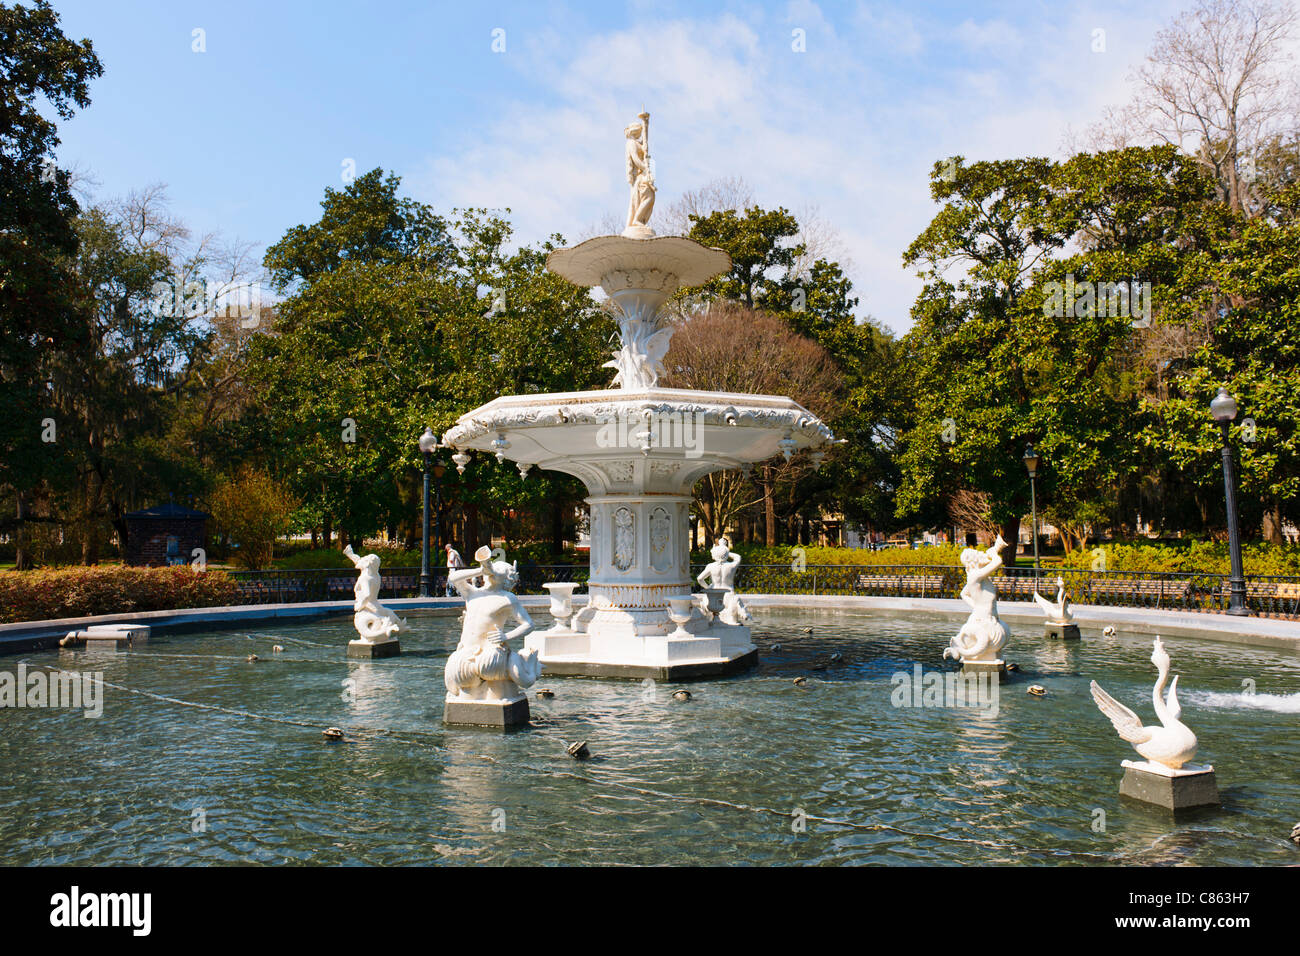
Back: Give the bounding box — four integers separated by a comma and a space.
227, 563, 1300, 620
227, 564, 590, 605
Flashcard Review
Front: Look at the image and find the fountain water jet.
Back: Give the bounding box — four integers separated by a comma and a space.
442, 112, 837, 679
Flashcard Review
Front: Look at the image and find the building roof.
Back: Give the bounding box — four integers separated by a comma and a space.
123, 503, 210, 520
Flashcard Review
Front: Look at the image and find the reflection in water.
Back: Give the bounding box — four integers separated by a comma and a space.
344, 661, 401, 721
1, 611, 1297, 865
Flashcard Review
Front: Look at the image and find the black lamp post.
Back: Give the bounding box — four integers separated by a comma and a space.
419, 427, 439, 597
1023, 443, 1041, 587
432, 458, 446, 588
1210, 388, 1249, 616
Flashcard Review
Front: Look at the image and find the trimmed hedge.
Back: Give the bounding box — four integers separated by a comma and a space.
690, 543, 970, 567
1059, 541, 1300, 576
0, 566, 242, 624
274, 547, 423, 570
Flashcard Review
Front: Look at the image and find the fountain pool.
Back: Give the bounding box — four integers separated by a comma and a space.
2, 610, 1297, 865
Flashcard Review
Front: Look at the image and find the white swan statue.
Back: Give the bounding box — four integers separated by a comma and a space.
1032, 575, 1074, 625
1090, 637, 1198, 769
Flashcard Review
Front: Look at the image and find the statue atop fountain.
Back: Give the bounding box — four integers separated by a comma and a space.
1090, 637, 1218, 809
443, 546, 543, 727
697, 537, 751, 626
442, 109, 837, 679
343, 544, 407, 658
624, 110, 655, 239
942, 535, 1009, 674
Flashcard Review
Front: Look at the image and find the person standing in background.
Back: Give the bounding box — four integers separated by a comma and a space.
444, 543, 464, 597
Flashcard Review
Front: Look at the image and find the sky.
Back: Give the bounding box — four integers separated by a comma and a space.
46, 0, 1190, 333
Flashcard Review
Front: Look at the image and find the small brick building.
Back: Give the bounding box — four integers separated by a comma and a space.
123, 503, 209, 567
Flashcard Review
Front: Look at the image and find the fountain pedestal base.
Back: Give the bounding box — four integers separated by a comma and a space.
347, 638, 401, 659
1120, 760, 1219, 810
444, 694, 531, 729
528, 624, 755, 680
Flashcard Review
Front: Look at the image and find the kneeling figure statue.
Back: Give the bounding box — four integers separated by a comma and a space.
445, 547, 543, 712
696, 536, 752, 626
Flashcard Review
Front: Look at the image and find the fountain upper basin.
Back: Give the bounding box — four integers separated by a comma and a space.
442, 387, 835, 494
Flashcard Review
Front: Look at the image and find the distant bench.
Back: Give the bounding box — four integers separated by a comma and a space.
990, 576, 1195, 607
854, 573, 947, 595
1241, 581, 1300, 614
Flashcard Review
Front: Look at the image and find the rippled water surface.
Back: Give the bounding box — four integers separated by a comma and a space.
2, 608, 1298, 865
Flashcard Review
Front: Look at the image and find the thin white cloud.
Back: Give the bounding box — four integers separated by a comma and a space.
406, 3, 1189, 334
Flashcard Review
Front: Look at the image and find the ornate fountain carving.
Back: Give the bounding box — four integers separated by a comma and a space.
1090, 637, 1219, 809
613, 507, 636, 571
1091, 638, 1199, 770
649, 507, 671, 572
624, 110, 656, 239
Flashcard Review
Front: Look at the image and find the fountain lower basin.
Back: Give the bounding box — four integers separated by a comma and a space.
444, 387, 833, 676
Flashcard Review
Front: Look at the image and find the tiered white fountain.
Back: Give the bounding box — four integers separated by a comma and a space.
442, 112, 837, 679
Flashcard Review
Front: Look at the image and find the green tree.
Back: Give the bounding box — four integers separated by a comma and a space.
246, 170, 610, 554
683, 204, 891, 544
895, 149, 1218, 550
1143, 180, 1300, 541
0, 0, 102, 567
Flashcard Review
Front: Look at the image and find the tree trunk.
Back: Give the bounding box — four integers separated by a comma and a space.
551, 501, 564, 556
1262, 500, 1284, 545
322, 514, 332, 549
14, 493, 32, 571
1000, 516, 1021, 565
466, 503, 480, 553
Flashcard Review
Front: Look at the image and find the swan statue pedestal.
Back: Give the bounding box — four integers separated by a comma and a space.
343, 545, 407, 659
443, 547, 543, 729
1091, 638, 1218, 811
1033, 575, 1080, 640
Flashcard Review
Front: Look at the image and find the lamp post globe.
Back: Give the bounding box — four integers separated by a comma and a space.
1210, 387, 1238, 424
1211, 389, 1249, 616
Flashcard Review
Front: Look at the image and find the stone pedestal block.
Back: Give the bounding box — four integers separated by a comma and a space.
444, 695, 531, 729
347, 638, 401, 659
1119, 760, 1219, 811
960, 659, 1007, 681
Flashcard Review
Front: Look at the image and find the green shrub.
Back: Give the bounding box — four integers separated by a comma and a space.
1059, 541, 1300, 576
0, 566, 242, 624
274, 546, 427, 569
690, 543, 970, 567
209, 468, 298, 570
